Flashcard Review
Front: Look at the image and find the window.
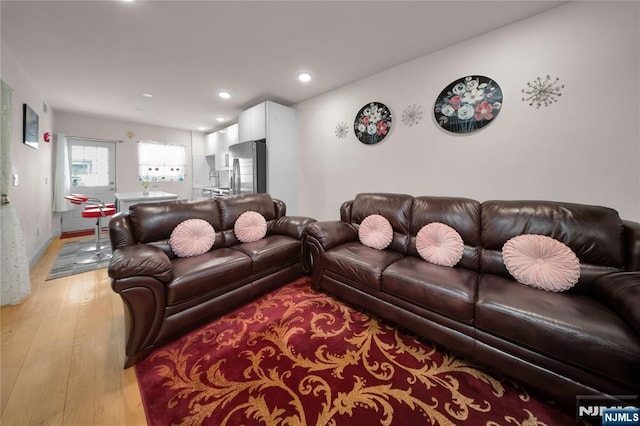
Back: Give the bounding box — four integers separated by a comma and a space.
70, 144, 110, 187
138, 141, 186, 183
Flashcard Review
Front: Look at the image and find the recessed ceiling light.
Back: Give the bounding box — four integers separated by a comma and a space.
216, 117, 226, 122
297, 72, 312, 83
142, 93, 153, 98
197, 126, 207, 131
218, 91, 231, 99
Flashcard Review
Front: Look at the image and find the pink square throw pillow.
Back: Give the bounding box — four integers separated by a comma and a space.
234, 211, 267, 243
358, 214, 393, 250
170, 219, 216, 258
416, 222, 464, 267
503, 234, 580, 292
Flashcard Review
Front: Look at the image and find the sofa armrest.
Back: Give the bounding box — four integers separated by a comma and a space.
623, 220, 640, 271
109, 211, 136, 249
593, 272, 640, 335
306, 221, 358, 251
108, 245, 173, 284
269, 216, 317, 240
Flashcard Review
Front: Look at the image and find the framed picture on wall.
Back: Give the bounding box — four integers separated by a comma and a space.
433, 76, 503, 134
23, 103, 39, 149
353, 101, 392, 145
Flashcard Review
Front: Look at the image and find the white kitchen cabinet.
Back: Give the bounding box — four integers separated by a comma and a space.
237, 101, 297, 214
220, 124, 238, 169
238, 102, 266, 142
238, 109, 251, 142
205, 131, 219, 157
115, 191, 179, 212
205, 124, 238, 171
250, 102, 266, 140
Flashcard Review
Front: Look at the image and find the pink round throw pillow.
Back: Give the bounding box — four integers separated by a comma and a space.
416, 222, 464, 267
503, 234, 580, 292
169, 219, 216, 258
234, 211, 267, 243
358, 214, 393, 250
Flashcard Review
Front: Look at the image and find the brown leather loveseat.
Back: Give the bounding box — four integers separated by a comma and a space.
108, 193, 316, 368
305, 193, 640, 406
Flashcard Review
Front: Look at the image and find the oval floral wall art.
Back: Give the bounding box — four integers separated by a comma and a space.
354, 101, 392, 144
434, 76, 502, 134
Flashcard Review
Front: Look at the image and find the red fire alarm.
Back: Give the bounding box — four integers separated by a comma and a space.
44, 132, 50, 142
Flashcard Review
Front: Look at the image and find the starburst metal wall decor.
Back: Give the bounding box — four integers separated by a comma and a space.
522, 75, 564, 108
401, 104, 424, 127
335, 121, 349, 139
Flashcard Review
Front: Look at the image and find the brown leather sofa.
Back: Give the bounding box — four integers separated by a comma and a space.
108, 193, 316, 368
305, 193, 640, 406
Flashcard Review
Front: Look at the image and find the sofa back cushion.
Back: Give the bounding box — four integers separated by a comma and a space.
129, 199, 224, 256
481, 200, 625, 291
217, 193, 279, 246
347, 193, 414, 254
409, 196, 481, 270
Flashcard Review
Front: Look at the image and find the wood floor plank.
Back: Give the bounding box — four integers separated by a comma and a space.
0, 303, 41, 412
1, 237, 146, 425
63, 340, 96, 425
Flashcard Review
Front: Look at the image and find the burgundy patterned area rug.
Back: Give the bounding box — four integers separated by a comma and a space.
135, 277, 574, 426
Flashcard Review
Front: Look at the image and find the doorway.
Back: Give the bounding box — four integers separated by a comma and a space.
61, 138, 116, 233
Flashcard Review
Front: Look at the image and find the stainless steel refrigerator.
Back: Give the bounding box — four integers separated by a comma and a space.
229, 139, 267, 195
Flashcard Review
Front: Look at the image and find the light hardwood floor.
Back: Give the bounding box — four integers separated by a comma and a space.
1, 237, 147, 425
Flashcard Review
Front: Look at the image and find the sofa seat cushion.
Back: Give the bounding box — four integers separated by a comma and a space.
324, 242, 404, 290
167, 248, 252, 305
381, 257, 477, 324
231, 235, 301, 274
476, 274, 640, 386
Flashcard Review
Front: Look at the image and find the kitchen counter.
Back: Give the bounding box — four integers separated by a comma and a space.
193, 186, 230, 198
115, 191, 179, 211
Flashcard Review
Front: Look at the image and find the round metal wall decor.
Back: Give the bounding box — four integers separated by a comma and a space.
434, 76, 502, 134
354, 101, 392, 145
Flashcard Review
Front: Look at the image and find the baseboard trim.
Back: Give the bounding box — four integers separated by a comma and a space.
29, 236, 55, 268
60, 229, 95, 239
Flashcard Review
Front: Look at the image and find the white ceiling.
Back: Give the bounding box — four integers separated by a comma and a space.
1, 1, 566, 133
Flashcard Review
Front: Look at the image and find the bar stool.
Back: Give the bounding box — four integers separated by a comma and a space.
80, 201, 116, 252
64, 194, 116, 264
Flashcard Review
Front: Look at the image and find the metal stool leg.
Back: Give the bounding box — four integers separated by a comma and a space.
80, 217, 110, 251
75, 216, 112, 264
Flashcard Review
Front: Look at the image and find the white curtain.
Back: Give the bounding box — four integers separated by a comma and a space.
138, 140, 186, 182
52, 133, 73, 212
0, 79, 31, 306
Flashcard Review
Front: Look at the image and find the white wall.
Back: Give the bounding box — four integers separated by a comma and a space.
296, 2, 640, 222
54, 111, 204, 206
1, 40, 54, 264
